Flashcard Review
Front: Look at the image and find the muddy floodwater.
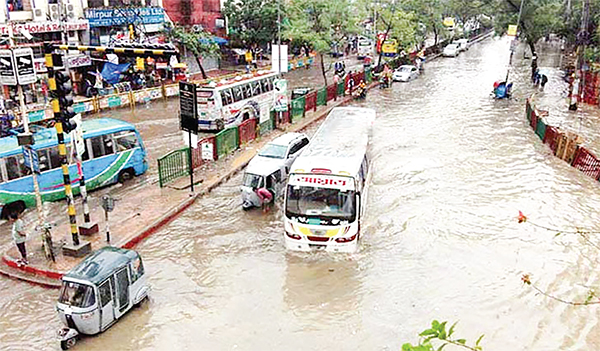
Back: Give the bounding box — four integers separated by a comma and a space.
4, 37, 600, 350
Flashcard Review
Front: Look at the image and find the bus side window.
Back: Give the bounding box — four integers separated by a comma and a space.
81, 139, 90, 161
103, 135, 114, 155
261, 79, 269, 92
252, 81, 262, 96
267, 78, 274, 91
37, 149, 50, 172
47, 147, 62, 169
242, 84, 252, 99
114, 132, 139, 151
233, 87, 243, 102
91, 135, 114, 157
5, 156, 22, 180
221, 89, 231, 106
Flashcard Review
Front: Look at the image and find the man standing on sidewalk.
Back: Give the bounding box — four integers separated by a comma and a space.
10, 212, 28, 266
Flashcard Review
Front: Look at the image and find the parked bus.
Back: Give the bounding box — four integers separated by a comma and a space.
357, 36, 374, 59
0, 118, 147, 218
283, 107, 375, 253
381, 39, 398, 57
196, 71, 277, 131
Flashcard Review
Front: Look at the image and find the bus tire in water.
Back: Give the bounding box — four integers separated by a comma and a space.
118, 168, 135, 184
1, 201, 25, 219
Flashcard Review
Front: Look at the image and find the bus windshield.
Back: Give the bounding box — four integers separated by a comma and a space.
286, 185, 356, 222
258, 144, 287, 159
59, 281, 96, 308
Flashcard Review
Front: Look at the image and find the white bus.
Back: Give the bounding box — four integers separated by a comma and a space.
283, 107, 375, 253
357, 36, 374, 59
196, 71, 277, 131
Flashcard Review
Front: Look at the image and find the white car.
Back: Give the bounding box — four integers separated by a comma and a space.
453, 39, 469, 51
443, 43, 460, 57
241, 133, 310, 210
392, 65, 419, 82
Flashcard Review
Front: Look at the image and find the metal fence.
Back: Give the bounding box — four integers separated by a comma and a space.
158, 148, 190, 188
216, 127, 239, 158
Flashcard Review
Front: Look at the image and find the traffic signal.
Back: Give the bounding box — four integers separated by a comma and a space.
54, 70, 77, 133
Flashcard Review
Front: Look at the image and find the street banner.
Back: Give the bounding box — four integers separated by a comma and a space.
271, 44, 288, 73
273, 79, 288, 112
507, 24, 518, 36
13, 48, 36, 85
0, 49, 16, 86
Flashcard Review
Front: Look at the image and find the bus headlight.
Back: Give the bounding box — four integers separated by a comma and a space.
334, 233, 358, 243
286, 232, 301, 240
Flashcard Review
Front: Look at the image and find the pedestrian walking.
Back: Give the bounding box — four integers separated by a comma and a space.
10, 212, 27, 266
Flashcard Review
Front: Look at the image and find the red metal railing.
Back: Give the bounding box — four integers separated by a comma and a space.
572, 147, 600, 180
305, 91, 317, 112
543, 126, 560, 154
326, 84, 336, 102
238, 118, 257, 145
191, 136, 217, 169
530, 109, 537, 131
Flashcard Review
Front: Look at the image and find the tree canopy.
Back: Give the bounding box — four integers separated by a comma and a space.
222, 0, 279, 49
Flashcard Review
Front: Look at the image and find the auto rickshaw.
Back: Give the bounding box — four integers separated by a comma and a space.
56, 246, 149, 350
241, 161, 286, 210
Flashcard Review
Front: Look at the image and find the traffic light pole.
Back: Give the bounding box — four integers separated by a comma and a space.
44, 44, 80, 247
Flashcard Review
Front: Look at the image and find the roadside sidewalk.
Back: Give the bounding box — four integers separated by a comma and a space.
0, 90, 356, 288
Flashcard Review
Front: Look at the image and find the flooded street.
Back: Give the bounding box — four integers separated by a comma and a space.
4, 36, 600, 350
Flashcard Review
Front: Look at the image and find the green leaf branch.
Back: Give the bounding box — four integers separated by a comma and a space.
402, 320, 484, 351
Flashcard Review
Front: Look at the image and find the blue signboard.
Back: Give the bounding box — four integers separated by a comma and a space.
23, 146, 40, 174
85, 8, 164, 28
28, 109, 47, 123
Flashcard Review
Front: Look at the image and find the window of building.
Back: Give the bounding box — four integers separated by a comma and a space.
7, 0, 23, 11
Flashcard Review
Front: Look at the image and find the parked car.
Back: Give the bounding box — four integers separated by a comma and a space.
241, 132, 310, 210
291, 87, 312, 100
392, 65, 419, 82
453, 39, 469, 51
443, 43, 460, 57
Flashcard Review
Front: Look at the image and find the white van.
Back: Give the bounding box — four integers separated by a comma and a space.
453, 39, 469, 52
241, 132, 309, 209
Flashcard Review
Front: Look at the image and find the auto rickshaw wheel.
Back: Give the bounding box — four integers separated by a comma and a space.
60, 337, 76, 350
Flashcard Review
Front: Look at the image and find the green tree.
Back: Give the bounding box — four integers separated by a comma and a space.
359, 0, 420, 67
402, 320, 485, 351
222, 0, 279, 50
493, 0, 563, 55
284, 0, 358, 85
163, 24, 220, 79
405, 0, 446, 45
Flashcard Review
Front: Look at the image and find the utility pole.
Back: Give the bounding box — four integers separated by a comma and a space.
569, 0, 590, 111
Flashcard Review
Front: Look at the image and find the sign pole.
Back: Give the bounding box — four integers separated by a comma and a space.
188, 130, 194, 193
179, 81, 198, 192
9, 29, 45, 229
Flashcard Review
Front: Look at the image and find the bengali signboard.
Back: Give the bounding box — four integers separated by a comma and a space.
85, 8, 164, 28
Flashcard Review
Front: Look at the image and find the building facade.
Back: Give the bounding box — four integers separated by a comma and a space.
162, 0, 225, 36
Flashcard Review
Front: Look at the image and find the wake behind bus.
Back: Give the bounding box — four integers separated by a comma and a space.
196, 71, 277, 131
283, 107, 375, 253
0, 118, 147, 218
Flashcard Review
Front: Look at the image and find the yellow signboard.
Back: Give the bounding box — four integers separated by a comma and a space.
507, 24, 518, 36
443, 17, 455, 27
